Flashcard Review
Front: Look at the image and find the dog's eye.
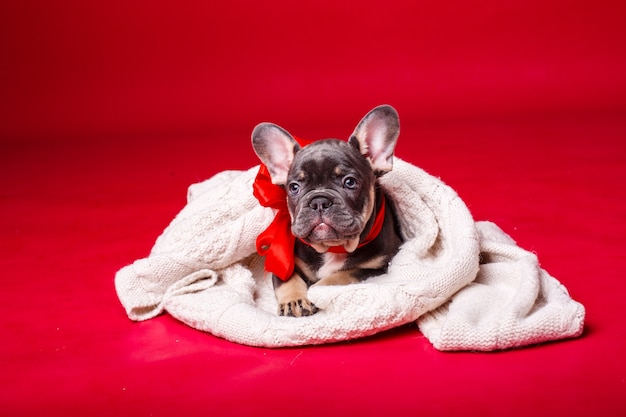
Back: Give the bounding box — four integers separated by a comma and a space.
288, 182, 301, 195
343, 176, 358, 190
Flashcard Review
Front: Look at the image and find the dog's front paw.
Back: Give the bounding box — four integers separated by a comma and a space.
278, 298, 319, 317
274, 274, 320, 317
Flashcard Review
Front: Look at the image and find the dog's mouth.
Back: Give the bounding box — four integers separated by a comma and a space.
291, 191, 366, 253
300, 222, 361, 253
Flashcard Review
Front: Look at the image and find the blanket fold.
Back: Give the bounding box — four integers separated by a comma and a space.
114, 159, 585, 349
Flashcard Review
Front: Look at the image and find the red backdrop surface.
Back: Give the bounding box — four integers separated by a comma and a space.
2, 0, 625, 139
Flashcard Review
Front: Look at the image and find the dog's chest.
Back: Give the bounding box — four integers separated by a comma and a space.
316, 252, 348, 280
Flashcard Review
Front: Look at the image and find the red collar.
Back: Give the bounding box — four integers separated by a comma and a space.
252, 138, 386, 281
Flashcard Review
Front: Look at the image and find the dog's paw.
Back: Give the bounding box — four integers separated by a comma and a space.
278, 298, 319, 317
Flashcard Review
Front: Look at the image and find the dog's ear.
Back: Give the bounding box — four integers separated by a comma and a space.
349, 105, 400, 174
252, 123, 301, 185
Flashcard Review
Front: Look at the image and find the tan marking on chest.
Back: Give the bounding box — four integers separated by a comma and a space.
358, 255, 387, 270
317, 252, 348, 280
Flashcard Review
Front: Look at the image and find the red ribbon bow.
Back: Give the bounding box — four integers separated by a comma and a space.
253, 163, 296, 281
252, 136, 312, 281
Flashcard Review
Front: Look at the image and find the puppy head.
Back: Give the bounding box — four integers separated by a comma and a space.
252, 105, 400, 253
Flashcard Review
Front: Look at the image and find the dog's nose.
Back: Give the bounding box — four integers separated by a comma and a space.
309, 196, 333, 212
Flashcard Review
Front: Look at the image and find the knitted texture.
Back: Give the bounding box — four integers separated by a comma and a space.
114, 159, 585, 349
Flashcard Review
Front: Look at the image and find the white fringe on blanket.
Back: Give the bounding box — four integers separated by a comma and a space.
114, 158, 585, 350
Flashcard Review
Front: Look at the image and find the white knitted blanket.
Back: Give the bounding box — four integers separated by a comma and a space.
114, 158, 585, 350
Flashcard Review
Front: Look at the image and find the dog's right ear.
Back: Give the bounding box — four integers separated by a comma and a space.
252, 123, 301, 186
349, 105, 400, 175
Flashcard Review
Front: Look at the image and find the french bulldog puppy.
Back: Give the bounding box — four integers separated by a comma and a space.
252, 105, 402, 317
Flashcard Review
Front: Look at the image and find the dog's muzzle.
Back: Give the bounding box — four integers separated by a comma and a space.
307, 192, 335, 212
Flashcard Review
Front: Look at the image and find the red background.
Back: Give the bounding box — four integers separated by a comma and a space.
2, 0, 625, 140
1, 1, 625, 416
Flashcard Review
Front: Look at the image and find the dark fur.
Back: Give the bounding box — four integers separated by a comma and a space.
252, 105, 403, 317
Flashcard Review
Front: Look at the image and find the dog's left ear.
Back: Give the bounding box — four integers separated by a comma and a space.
349, 104, 400, 174
252, 123, 301, 185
